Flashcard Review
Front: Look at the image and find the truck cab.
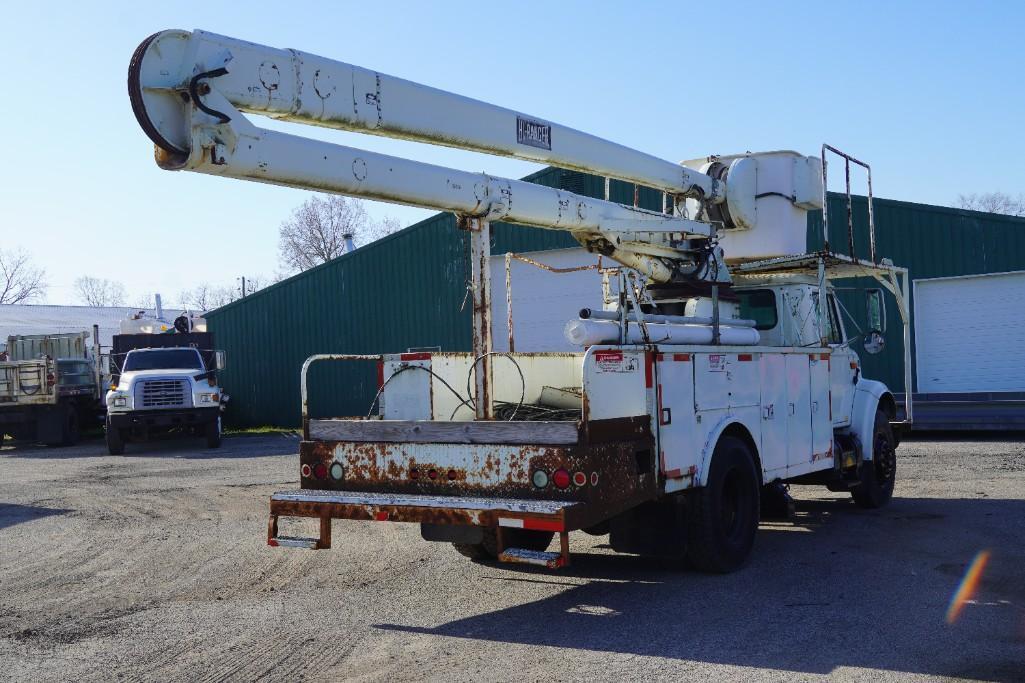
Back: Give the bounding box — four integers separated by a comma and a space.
105, 346, 226, 455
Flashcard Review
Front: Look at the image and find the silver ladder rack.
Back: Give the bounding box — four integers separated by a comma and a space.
821, 144, 877, 264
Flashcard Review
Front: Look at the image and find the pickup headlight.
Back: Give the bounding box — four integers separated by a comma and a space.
113, 397, 127, 407
199, 393, 219, 403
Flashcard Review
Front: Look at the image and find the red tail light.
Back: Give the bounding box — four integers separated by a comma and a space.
427, 469, 438, 480
447, 469, 458, 481
313, 462, 328, 479
552, 468, 571, 489
409, 467, 420, 480
572, 471, 587, 487
300, 464, 312, 478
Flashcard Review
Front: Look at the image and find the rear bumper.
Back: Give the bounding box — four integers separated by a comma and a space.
108, 407, 218, 429
270, 489, 580, 534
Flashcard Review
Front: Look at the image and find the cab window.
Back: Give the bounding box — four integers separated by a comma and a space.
825, 294, 845, 345
736, 289, 778, 330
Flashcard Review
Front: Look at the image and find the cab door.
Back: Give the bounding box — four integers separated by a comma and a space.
825, 292, 858, 426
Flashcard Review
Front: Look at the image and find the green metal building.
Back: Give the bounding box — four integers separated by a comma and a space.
206, 168, 1025, 427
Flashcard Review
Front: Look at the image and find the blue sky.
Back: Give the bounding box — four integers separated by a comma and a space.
2, 1, 1023, 305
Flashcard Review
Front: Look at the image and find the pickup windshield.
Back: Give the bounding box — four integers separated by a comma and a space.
123, 349, 203, 371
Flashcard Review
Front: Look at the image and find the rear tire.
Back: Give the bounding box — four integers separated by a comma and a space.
106, 419, 125, 456
851, 410, 896, 509
452, 527, 554, 561
205, 417, 222, 449
686, 435, 760, 573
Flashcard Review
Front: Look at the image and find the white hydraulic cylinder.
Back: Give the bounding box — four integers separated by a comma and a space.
129, 29, 717, 200
564, 319, 761, 346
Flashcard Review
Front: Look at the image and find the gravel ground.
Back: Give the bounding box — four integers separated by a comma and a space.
1, 433, 1024, 681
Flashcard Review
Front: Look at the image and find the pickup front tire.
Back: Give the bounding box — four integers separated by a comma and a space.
686, 435, 760, 573
205, 417, 222, 449
106, 419, 125, 456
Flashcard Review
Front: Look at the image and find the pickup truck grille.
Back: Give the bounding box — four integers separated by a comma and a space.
136, 379, 191, 409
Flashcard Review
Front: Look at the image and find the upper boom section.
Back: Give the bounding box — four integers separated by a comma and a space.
129, 29, 718, 201
128, 29, 825, 285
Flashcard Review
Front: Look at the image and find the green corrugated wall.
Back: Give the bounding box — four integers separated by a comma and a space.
207, 169, 1025, 427
807, 196, 1025, 396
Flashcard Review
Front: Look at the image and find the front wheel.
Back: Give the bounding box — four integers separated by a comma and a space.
106, 419, 125, 456
205, 417, 222, 449
60, 409, 81, 447
851, 410, 896, 509
686, 435, 760, 573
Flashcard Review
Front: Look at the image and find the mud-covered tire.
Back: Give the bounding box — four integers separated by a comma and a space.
205, 417, 222, 449
686, 435, 760, 573
452, 527, 554, 561
106, 420, 125, 456
852, 410, 896, 509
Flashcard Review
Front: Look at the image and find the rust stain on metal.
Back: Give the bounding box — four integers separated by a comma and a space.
296, 420, 655, 518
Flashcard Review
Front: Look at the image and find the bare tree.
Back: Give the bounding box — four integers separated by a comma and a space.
180, 275, 269, 312
278, 195, 401, 273
74, 276, 127, 307
957, 192, 1025, 217
179, 283, 218, 311
0, 248, 47, 304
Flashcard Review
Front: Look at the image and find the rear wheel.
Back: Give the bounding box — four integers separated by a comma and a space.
851, 410, 896, 509
686, 435, 760, 573
106, 419, 125, 456
452, 527, 554, 561
205, 417, 222, 449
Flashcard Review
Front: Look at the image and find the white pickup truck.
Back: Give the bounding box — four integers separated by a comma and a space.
104, 346, 226, 455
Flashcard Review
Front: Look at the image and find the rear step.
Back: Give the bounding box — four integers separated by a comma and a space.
267, 489, 580, 567
498, 548, 567, 569
268, 535, 320, 549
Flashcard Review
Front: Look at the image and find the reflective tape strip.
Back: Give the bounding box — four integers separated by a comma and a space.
499, 517, 564, 532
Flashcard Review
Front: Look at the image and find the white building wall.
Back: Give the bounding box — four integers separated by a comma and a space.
489, 248, 612, 353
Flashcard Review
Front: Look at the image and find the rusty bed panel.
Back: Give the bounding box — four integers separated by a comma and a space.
272, 415, 659, 547
299, 422, 655, 507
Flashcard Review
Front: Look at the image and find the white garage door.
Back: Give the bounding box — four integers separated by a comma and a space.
489, 248, 610, 352
914, 271, 1025, 393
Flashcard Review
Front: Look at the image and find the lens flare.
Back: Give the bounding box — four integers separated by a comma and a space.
946, 550, 991, 625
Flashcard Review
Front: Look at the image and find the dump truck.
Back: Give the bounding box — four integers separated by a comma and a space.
0, 331, 104, 447
128, 29, 912, 571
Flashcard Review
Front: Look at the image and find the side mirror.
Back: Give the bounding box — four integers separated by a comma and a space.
863, 330, 885, 355
214, 350, 226, 370
866, 289, 886, 332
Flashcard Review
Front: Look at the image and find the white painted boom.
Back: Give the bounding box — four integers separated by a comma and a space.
130, 29, 719, 202
128, 29, 822, 284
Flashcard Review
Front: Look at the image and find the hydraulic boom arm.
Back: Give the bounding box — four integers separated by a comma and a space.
128, 29, 820, 285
